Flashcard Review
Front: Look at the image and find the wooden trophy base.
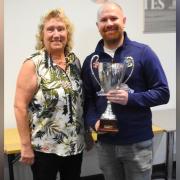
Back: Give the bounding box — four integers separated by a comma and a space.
99, 119, 119, 133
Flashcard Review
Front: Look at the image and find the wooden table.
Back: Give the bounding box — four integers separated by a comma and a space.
4, 128, 20, 155
4, 125, 164, 180
91, 124, 164, 141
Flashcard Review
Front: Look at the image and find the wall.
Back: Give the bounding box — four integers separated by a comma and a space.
4, 0, 176, 128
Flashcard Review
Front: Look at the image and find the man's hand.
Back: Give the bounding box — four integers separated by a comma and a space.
20, 145, 35, 165
106, 89, 128, 105
95, 120, 107, 134
95, 120, 100, 131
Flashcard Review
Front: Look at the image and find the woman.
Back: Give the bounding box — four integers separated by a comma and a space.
14, 8, 85, 180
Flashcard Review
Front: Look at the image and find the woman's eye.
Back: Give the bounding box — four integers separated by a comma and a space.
47, 27, 54, 32
57, 28, 62, 31
45, 26, 66, 32
57, 27, 65, 31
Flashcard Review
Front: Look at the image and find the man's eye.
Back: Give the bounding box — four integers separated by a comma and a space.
100, 19, 107, 22
111, 17, 118, 21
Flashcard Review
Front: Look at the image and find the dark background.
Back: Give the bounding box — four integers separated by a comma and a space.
0, 0, 4, 178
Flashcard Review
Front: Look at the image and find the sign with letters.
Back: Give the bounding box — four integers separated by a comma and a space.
144, 0, 176, 33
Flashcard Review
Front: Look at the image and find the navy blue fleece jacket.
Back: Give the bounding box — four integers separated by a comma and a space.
82, 32, 170, 144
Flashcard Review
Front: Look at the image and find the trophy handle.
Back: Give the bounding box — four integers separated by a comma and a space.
90, 55, 105, 95
123, 56, 134, 84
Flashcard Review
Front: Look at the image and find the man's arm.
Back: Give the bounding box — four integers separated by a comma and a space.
107, 46, 169, 107
127, 46, 170, 107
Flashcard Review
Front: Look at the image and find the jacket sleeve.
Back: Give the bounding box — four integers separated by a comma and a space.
81, 57, 99, 130
127, 46, 170, 107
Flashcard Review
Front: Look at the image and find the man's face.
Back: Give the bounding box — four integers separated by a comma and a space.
96, 5, 126, 45
43, 18, 68, 53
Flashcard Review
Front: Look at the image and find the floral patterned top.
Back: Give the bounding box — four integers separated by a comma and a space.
27, 50, 85, 156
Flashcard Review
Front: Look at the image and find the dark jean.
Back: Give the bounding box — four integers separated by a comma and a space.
31, 151, 83, 180
96, 139, 153, 180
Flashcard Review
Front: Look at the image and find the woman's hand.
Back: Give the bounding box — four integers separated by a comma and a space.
20, 145, 35, 165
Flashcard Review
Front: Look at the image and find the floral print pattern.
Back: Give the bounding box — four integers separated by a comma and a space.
27, 50, 85, 156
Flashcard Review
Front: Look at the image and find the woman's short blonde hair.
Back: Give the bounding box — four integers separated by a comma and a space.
35, 8, 74, 55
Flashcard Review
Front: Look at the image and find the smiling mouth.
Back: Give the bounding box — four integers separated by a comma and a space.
105, 28, 118, 32
51, 41, 63, 45
52, 40, 61, 43
105, 30, 118, 34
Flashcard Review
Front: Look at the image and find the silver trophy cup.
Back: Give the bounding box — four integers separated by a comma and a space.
90, 55, 134, 133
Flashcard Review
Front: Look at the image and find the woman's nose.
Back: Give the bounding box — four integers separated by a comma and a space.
53, 29, 60, 36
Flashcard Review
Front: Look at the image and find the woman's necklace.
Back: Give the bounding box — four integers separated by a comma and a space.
55, 59, 67, 70
57, 60, 66, 66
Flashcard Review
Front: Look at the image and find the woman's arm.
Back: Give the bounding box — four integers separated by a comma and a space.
14, 59, 38, 165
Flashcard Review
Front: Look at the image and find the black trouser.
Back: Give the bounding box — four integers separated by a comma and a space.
31, 151, 83, 180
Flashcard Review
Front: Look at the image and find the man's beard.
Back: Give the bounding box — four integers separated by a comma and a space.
106, 37, 121, 46
102, 27, 124, 47
104, 32, 123, 47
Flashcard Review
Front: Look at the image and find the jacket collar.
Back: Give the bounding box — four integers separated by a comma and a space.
95, 32, 130, 54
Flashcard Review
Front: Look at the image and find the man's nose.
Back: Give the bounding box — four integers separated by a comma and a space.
106, 19, 113, 26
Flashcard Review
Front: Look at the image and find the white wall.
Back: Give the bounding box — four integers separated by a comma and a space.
4, 0, 176, 128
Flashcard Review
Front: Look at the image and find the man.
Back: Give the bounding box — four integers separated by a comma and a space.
82, 2, 170, 180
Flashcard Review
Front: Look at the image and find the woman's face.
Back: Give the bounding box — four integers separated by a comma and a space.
43, 18, 68, 54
